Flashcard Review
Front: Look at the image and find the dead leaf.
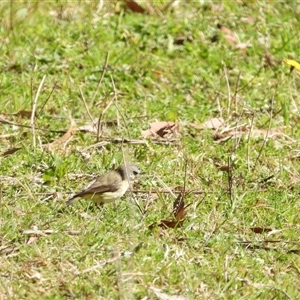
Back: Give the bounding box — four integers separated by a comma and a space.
215, 165, 233, 172
202, 117, 225, 129
173, 191, 191, 220
152, 70, 170, 84
250, 227, 273, 234
64, 230, 81, 235
264, 52, 278, 68
1, 147, 21, 157
149, 190, 191, 230
124, 0, 145, 13
158, 219, 184, 229
77, 124, 97, 134
217, 24, 250, 52
217, 23, 238, 46
142, 121, 179, 138
236, 41, 251, 51
240, 16, 254, 25
174, 35, 193, 45
14, 110, 34, 118
213, 124, 294, 143
44, 117, 76, 151
26, 236, 39, 245
2, 110, 35, 119
23, 229, 54, 235
150, 287, 188, 300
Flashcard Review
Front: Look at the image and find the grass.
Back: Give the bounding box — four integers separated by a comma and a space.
1, 1, 300, 299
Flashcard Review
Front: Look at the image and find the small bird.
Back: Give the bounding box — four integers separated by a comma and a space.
66, 163, 141, 206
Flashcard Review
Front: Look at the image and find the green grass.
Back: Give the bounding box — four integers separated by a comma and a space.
1, 1, 300, 299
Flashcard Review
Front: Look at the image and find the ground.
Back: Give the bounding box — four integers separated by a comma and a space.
1, 1, 300, 299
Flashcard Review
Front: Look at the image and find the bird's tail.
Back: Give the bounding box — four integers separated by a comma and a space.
66, 195, 77, 206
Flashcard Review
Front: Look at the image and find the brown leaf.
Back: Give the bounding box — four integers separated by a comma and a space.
264, 52, 280, 68
1, 147, 21, 157
173, 191, 191, 220
250, 227, 273, 234
44, 117, 76, 151
236, 41, 251, 51
152, 70, 170, 84
26, 236, 39, 245
240, 16, 254, 25
217, 24, 238, 46
14, 110, 35, 118
77, 124, 97, 134
150, 287, 188, 300
214, 163, 234, 172
214, 125, 294, 143
142, 121, 179, 138
159, 219, 185, 229
23, 229, 54, 235
174, 35, 193, 45
148, 187, 191, 230
190, 118, 225, 130
124, 0, 145, 13
202, 117, 225, 129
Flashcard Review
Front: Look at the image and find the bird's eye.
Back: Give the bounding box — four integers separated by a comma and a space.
133, 170, 139, 175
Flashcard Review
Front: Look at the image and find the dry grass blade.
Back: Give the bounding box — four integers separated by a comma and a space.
31, 75, 46, 149
124, 0, 145, 13
44, 117, 76, 151
1, 147, 22, 157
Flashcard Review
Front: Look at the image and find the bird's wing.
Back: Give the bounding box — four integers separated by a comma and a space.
67, 170, 123, 205
77, 183, 120, 196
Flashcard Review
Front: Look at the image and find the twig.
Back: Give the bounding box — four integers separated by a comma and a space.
227, 156, 233, 206
78, 254, 121, 275
223, 63, 231, 115
233, 101, 247, 153
96, 0, 103, 13
9, 0, 14, 32
237, 66, 263, 93
96, 96, 115, 141
91, 51, 110, 104
109, 75, 131, 139
79, 87, 96, 128
128, 189, 205, 195
120, 138, 144, 215
110, 75, 120, 127
233, 71, 241, 113
183, 159, 187, 194
252, 95, 275, 172
247, 113, 255, 172
38, 81, 57, 115
31, 75, 46, 148
0, 117, 66, 133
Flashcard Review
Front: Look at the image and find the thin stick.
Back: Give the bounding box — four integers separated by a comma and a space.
224, 64, 231, 115
96, 0, 103, 13
183, 160, 187, 193
0, 117, 66, 133
96, 96, 115, 141
121, 144, 144, 215
31, 75, 46, 148
110, 75, 120, 127
38, 81, 57, 115
79, 87, 96, 128
9, 0, 14, 32
110, 75, 131, 138
233, 71, 241, 113
233, 101, 246, 153
227, 156, 233, 206
247, 113, 255, 172
90, 51, 110, 104
252, 95, 275, 172
237, 66, 263, 93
